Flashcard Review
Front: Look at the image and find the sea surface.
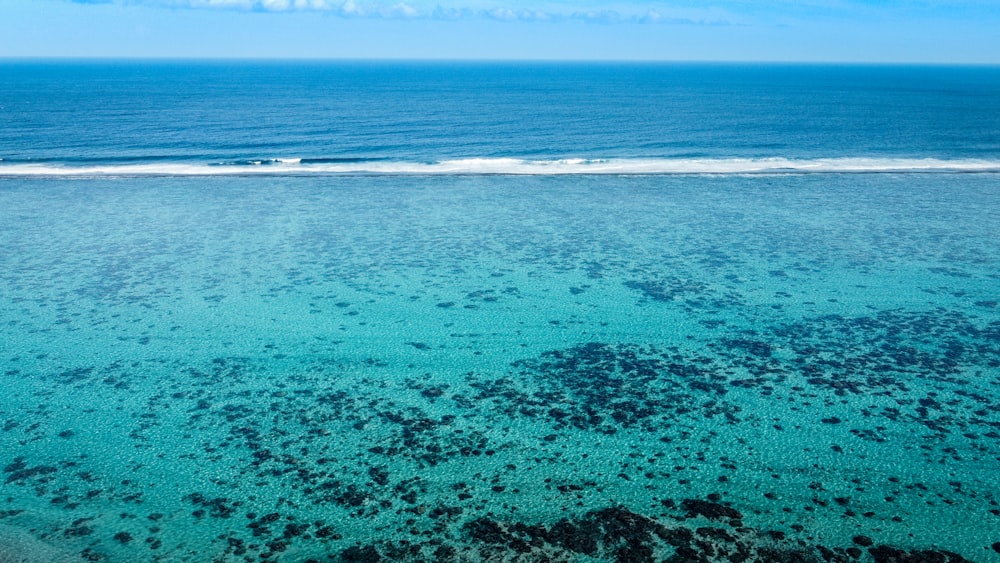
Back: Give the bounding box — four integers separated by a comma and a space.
1, 61, 999, 562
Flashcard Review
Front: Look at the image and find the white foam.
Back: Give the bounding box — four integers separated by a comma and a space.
2, 157, 999, 177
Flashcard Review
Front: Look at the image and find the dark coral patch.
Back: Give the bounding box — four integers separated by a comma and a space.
472, 342, 738, 434
681, 498, 743, 520
868, 545, 974, 563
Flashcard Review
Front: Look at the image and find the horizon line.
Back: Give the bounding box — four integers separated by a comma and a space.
2, 56, 999, 67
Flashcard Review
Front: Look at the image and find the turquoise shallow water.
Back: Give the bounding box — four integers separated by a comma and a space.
1, 173, 998, 562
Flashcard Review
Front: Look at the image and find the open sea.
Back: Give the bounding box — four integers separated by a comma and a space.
1, 61, 999, 562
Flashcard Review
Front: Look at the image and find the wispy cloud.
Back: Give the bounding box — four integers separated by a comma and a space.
65, 0, 740, 23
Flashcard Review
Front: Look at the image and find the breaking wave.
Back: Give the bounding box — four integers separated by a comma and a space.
2, 157, 1000, 177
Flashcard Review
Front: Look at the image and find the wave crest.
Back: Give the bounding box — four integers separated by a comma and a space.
2, 157, 999, 177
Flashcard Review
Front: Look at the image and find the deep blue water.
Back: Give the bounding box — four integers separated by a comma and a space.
2, 61, 1000, 167
1, 63, 999, 562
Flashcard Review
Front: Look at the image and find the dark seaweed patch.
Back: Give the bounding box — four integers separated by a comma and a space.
3, 457, 58, 484
624, 278, 708, 302
338, 501, 969, 562
869, 545, 973, 563
681, 498, 743, 520
183, 493, 238, 518
722, 339, 773, 358
474, 342, 737, 433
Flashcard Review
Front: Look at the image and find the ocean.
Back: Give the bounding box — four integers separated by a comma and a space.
1, 61, 999, 562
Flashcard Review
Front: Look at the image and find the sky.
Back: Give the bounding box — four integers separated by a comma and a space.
0, 0, 998, 62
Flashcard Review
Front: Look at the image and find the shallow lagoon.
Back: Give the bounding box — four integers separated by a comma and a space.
1, 173, 999, 562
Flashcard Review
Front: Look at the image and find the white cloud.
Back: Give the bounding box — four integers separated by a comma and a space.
66, 0, 739, 23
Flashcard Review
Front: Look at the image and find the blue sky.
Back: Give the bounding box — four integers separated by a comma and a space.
1, 0, 998, 62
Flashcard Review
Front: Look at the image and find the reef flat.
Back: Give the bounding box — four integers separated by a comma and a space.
1, 173, 998, 562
